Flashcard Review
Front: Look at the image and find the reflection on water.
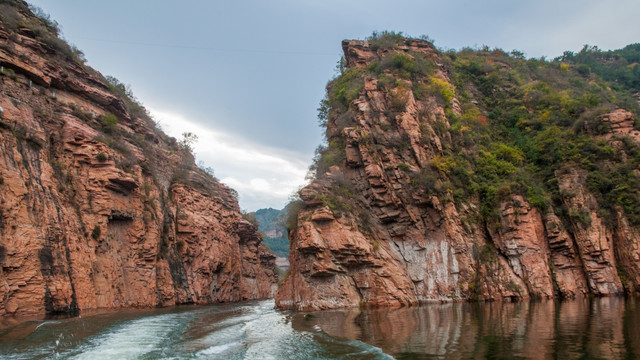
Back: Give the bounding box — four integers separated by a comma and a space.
0, 301, 390, 360
293, 297, 640, 359
0, 297, 638, 359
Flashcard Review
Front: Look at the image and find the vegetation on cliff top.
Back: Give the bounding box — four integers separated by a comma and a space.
307, 31, 640, 229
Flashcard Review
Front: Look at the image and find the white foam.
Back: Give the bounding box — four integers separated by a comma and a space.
71, 313, 180, 359
197, 341, 242, 356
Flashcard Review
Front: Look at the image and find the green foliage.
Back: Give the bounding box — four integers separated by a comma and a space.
253, 208, 287, 236
398, 163, 411, 172
568, 208, 592, 228
315, 33, 640, 232
178, 132, 198, 154
586, 157, 640, 225
70, 104, 93, 122
478, 244, 499, 264
96, 152, 107, 162
284, 198, 304, 231
432, 42, 640, 225
278, 270, 290, 287
327, 66, 365, 112
105, 76, 148, 119
317, 98, 329, 127
428, 76, 456, 105
389, 84, 410, 112
1, 67, 18, 81
100, 113, 118, 134
309, 139, 346, 177
0, 1, 85, 63
262, 236, 289, 258
241, 211, 260, 228
97, 139, 131, 161
91, 226, 101, 240
367, 31, 406, 51
560, 44, 640, 92
370, 51, 436, 81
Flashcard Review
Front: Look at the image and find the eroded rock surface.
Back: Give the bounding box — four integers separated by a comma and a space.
0, 3, 276, 318
276, 38, 640, 310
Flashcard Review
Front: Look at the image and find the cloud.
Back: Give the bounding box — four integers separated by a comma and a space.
148, 108, 310, 211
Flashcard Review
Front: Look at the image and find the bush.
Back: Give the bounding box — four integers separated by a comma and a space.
327, 67, 365, 110
242, 211, 260, 228
284, 199, 304, 231
100, 113, 118, 134
568, 208, 592, 228
96, 152, 107, 162
377, 52, 435, 79
91, 226, 101, 240
367, 31, 405, 50
389, 85, 410, 112
429, 76, 456, 104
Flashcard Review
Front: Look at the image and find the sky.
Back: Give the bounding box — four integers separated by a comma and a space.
27, 0, 640, 211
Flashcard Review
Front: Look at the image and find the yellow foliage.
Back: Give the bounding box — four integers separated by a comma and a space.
430, 155, 456, 175
429, 76, 456, 103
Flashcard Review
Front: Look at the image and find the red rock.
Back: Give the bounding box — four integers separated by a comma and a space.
276, 38, 639, 311
0, 6, 276, 318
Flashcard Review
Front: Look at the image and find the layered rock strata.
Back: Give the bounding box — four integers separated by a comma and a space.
276, 39, 640, 310
0, 3, 277, 318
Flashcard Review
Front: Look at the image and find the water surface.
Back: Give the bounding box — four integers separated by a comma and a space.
1, 297, 638, 359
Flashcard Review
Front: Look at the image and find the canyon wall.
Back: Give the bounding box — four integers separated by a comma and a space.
276, 38, 640, 310
0, 2, 277, 318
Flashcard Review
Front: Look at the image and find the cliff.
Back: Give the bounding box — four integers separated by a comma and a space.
276, 34, 640, 310
0, 1, 277, 318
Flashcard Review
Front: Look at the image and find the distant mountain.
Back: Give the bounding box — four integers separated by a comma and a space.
252, 208, 289, 258
254, 208, 286, 237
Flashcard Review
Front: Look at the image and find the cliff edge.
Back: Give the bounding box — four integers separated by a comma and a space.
276, 35, 640, 310
0, 1, 277, 318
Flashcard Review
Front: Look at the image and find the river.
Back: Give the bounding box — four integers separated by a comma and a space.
1, 297, 638, 359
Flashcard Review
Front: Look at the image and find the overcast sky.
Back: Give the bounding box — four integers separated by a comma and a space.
27, 0, 640, 211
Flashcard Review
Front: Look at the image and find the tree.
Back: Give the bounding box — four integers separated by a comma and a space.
179, 132, 198, 154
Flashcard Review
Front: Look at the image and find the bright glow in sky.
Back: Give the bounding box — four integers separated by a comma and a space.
149, 108, 308, 210
26, 0, 640, 210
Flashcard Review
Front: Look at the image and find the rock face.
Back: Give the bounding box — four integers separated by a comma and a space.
0, 3, 276, 318
276, 38, 640, 310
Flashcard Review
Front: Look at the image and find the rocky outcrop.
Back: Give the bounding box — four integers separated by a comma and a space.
0, 3, 276, 318
276, 38, 640, 310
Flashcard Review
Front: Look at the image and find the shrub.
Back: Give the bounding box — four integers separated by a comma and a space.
327, 67, 365, 110
389, 85, 410, 112
100, 113, 118, 134
568, 208, 592, 228
367, 31, 405, 50
242, 211, 260, 228
178, 132, 198, 154
429, 76, 456, 104
2, 68, 18, 81
284, 198, 304, 231
376, 51, 435, 79
70, 104, 93, 122
96, 152, 107, 162
91, 226, 101, 240
576, 64, 591, 76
